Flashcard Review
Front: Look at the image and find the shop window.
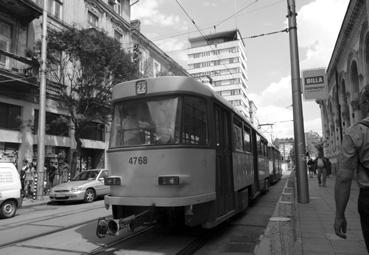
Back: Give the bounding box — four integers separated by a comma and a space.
0, 142, 18, 163
0, 102, 21, 130
80, 122, 105, 141
34, 110, 69, 137
181, 96, 208, 145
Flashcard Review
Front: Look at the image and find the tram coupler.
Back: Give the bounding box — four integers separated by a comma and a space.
96, 209, 154, 238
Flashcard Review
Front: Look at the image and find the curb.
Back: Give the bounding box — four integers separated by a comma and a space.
254, 171, 298, 255
21, 197, 50, 209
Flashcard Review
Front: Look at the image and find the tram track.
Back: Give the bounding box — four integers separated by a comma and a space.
0, 217, 99, 249
89, 225, 156, 254
1, 203, 105, 230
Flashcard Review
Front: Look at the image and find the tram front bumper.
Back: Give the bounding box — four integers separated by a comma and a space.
104, 193, 215, 208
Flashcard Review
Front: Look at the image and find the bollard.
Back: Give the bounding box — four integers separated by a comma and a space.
269, 217, 294, 255
33, 174, 38, 200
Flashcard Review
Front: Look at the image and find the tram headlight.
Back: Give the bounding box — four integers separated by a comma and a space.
158, 176, 180, 185
104, 176, 122, 186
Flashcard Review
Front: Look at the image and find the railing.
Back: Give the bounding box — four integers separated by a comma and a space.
0, 49, 39, 79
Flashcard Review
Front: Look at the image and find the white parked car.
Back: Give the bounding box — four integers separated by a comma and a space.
49, 169, 110, 203
0, 162, 23, 219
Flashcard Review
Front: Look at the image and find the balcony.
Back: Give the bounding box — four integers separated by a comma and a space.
0, 49, 40, 98
1, 0, 42, 25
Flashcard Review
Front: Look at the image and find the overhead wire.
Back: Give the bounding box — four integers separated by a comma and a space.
175, 0, 240, 76
214, 0, 258, 28
152, 0, 284, 43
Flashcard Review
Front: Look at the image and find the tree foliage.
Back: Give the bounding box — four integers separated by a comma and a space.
44, 28, 138, 172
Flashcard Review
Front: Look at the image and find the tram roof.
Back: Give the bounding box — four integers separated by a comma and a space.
113, 76, 215, 100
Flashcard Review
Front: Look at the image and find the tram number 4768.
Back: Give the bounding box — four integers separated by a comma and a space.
129, 156, 148, 165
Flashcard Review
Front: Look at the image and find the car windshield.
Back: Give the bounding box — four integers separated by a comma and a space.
73, 171, 99, 181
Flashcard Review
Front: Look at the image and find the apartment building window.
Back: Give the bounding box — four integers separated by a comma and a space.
0, 102, 21, 130
37, 0, 63, 19
229, 47, 239, 53
114, 30, 123, 41
88, 11, 98, 27
34, 110, 69, 137
213, 50, 220, 55
231, 89, 240, 95
202, 62, 210, 68
192, 53, 200, 58
0, 21, 11, 67
80, 122, 105, 141
229, 57, 239, 63
115, 0, 122, 15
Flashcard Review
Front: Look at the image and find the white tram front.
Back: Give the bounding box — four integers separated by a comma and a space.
97, 76, 271, 237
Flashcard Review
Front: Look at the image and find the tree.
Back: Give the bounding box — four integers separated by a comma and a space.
43, 28, 138, 176
305, 130, 322, 158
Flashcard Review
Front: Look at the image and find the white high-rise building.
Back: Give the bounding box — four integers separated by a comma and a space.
187, 29, 250, 118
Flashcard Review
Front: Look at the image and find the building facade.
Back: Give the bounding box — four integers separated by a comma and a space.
131, 20, 189, 78
317, 0, 369, 174
0, 0, 187, 173
187, 30, 251, 119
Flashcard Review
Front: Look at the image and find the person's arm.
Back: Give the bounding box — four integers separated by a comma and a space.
334, 132, 357, 239
334, 171, 352, 238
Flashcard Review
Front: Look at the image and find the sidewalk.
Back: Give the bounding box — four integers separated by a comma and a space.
295, 175, 368, 255
21, 195, 50, 208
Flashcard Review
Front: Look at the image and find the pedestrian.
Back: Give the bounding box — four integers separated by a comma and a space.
19, 159, 28, 197
307, 157, 314, 178
314, 151, 330, 187
334, 85, 369, 252
47, 160, 57, 189
24, 161, 34, 198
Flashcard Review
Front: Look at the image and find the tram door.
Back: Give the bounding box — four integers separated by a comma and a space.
252, 131, 260, 194
214, 105, 235, 217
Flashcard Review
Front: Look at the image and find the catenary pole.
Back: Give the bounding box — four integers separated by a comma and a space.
287, 0, 309, 203
37, 0, 48, 198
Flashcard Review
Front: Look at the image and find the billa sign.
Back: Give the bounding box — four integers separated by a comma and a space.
302, 68, 328, 100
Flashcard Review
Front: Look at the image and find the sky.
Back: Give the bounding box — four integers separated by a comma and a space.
131, 0, 350, 140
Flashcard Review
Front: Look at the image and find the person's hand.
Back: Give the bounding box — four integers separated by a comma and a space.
334, 215, 347, 239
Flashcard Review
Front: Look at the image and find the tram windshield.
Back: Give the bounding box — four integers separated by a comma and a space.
110, 96, 208, 147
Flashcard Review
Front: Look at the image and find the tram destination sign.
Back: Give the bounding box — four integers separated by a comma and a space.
302, 68, 328, 100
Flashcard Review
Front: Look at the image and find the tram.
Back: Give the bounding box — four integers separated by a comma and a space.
268, 145, 283, 184
96, 76, 280, 237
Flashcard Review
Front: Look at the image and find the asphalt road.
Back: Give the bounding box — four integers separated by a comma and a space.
0, 177, 286, 255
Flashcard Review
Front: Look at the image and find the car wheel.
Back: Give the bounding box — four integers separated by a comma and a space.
84, 189, 96, 203
0, 200, 17, 219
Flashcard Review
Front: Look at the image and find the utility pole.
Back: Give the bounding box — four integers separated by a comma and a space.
37, 0, 48, 198
287, 0, 309, 203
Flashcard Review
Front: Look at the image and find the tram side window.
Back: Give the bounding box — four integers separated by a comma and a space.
256, 135, 261, 155
262, 142, 267, 157
233, 123, 243, 151
243, 126, 251, 152
181, 96, 208, 145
